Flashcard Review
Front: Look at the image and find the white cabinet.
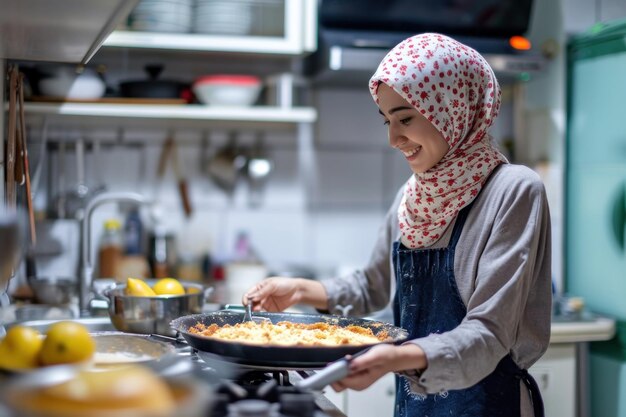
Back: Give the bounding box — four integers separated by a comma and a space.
305, 319, 616, 417
0, 0, 139, 63
347, 373, 396, 417
323, 373, 396, 417
19, 0, 319, 131
104, 0, 317, 56
529, 343, 577, 417
322, 341, 597, 417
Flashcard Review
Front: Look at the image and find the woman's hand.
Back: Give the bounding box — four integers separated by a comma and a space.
242, 277, 328, 312
331, 343, 427, 392
243, 277, 301, 312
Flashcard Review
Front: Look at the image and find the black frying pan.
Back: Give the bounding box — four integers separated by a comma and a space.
170, 310, 408, 369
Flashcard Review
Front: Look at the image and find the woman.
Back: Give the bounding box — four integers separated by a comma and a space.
244, 33, 552, 417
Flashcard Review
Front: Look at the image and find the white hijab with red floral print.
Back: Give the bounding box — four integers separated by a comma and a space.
370, 33, 508, 249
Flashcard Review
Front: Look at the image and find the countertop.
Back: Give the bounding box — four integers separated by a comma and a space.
549, 313, 616, 344
366, 307, 617, 345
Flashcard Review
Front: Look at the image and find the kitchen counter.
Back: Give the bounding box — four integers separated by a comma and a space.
367, 308, 617, 344
532, 312, 615, 417
550, 312, 616, 343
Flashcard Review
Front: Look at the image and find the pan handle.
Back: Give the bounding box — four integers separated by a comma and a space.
295, 348, 370, 391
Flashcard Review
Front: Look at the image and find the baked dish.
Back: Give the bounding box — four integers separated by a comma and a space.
188, 320, 389, 346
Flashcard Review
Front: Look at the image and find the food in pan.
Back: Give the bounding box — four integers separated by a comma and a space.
188, 320, 389, 346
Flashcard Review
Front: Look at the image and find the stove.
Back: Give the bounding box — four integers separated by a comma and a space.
159, 338, 344, 417
212, 370, 328, 417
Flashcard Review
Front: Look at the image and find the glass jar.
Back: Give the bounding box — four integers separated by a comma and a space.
97, 219, 123, 280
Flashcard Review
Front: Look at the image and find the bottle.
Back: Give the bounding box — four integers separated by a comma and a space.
148, 224, 175, 279
176, 252, 202, 282
97, 219, 123, 280
124, 208, 143, 255
210, 264, 228, 305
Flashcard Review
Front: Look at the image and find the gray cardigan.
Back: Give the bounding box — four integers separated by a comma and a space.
320, 164, 552, 415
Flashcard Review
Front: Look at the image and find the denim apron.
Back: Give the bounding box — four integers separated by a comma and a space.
392, 203, 544, 417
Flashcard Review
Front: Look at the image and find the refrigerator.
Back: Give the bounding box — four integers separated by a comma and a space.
566, 18, 626, 417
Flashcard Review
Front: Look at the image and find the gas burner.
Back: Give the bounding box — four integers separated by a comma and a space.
133, 340, 340, 417
213, 376, 321, 417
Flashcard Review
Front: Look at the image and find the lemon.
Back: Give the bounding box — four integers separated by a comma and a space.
39, 321, 95, 366
0, 325, 43, 370
152, 277, 185, 296
125, 277, 156, 297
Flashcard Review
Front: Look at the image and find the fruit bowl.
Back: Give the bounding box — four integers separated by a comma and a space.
192, 75, 262, 106
100, 279, 214, 336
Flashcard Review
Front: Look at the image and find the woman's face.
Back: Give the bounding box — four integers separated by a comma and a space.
377, 83, 449, 174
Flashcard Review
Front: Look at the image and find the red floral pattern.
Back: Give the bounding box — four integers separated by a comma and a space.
369, 33, 507, 248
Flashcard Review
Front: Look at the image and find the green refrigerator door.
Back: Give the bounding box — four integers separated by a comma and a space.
566, 19, 626, 315
568, 167, 626, 315
568, 18, 626, 417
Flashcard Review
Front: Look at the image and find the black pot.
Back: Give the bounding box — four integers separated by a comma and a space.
119, 64, 185, 99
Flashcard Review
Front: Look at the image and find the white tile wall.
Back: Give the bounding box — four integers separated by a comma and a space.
315, 87, 388, 148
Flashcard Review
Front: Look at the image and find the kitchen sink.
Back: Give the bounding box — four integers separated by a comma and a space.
5, 316, 116, 333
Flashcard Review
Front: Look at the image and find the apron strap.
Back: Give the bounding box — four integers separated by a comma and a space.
518, 369, 545, 417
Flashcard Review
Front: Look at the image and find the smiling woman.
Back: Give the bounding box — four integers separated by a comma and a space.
243, 33, 552, 417
376, 83, 449, 175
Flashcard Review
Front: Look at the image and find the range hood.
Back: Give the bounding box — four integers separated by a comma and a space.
307, 0, 545, 86
0, 0, 139, 64
306, 35, 547, 86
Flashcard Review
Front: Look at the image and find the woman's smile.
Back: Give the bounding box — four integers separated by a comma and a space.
402, 146, 421, 160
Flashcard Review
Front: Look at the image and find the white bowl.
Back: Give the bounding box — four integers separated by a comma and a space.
38, 67, 105, 100
193, 75, 262, 106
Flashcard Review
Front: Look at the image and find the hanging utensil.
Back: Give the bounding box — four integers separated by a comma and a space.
18, 73, 36, 245
54, 140, 67, 219
63, 137, 90, 220
6, 66, 36, 244
90, 137, 107, 196
157, 136, 193, 218
30, 118, 49, 198
6, 67, 19, 210
206, 132, 246, 195
246, 133, 273, 208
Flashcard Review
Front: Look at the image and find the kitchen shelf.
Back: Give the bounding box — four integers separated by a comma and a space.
104, 31, 311, 56
21, 102, 317, 129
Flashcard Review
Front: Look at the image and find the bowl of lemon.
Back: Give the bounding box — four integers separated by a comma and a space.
102, 278, 213, 336
0, 321, 96, 373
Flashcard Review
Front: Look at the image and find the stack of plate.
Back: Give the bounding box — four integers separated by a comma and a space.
193, 0, 253, 35
130, 0, 193, 33
249, 0, 284, 36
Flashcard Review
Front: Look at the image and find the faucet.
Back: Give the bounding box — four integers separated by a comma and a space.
80, 191, 155, 315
